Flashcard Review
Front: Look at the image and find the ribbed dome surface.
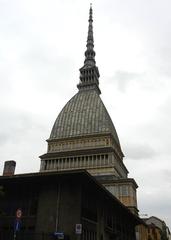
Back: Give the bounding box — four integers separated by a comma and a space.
50, 90, 120, 146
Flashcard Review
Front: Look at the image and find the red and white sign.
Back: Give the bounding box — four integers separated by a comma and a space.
16, 209, 22, 219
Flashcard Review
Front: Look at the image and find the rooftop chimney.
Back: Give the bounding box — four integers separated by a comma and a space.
3, 160, 16, 176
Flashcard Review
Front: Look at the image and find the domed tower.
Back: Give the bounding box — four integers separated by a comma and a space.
40, 5, 138, 215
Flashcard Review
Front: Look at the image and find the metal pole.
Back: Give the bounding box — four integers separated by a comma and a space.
13, 231, 16, 240
55, 183, 61, 231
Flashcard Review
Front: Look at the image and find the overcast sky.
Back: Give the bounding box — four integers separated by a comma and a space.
0, 0, 171, 229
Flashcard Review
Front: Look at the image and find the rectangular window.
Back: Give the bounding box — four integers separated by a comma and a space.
120, 185, 129, 196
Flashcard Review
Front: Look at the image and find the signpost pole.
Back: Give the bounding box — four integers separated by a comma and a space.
13, 233, 16, 240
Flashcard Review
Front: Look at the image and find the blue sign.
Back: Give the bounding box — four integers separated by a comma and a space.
53, 232, 64, 239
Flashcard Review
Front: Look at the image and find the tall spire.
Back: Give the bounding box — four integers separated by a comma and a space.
84, 3, 96, 66
77, 4, 101, 94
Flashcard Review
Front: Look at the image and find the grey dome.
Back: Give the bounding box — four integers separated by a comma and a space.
50, 90, 120, 146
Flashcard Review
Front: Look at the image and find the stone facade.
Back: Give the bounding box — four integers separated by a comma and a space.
40, 133, 127, 179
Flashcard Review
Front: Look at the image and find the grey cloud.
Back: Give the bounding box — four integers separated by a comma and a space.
0, 108, 49, 174
124, 143, 156, 160
0, 108, 46, 145
161, 170, 171, 182
120, 95, 171, 159
138, 100, 171, 155
23, 45, 74, 90
108, 71, 144, 92
160, 96, 171, 117
0, 133, 9, 145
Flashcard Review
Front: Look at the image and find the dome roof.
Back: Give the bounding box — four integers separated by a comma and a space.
50, 89, 120, 146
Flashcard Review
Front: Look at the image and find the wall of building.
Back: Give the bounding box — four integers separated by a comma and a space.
0, 172, 141, 240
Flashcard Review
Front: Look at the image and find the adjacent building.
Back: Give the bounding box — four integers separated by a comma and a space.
144, 216, 170, 240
